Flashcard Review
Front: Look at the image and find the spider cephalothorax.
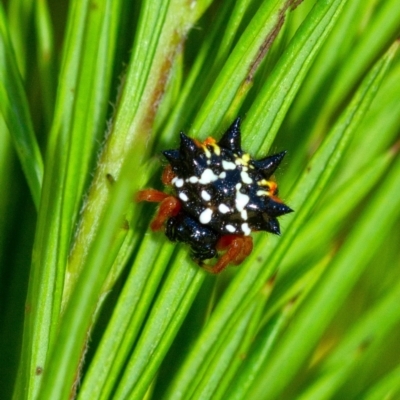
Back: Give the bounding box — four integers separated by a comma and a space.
137, 117, 292, 273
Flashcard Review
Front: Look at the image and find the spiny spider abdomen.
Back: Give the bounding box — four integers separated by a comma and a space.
137, 117, 292, 273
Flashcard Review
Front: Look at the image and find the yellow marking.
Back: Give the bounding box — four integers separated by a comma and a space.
234, 153, 251, 166
203, 147, 212, 158
201, 137, 221, 156
257, 180, 277, 195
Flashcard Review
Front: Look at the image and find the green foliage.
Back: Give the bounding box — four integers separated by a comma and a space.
0, 0, 399, 399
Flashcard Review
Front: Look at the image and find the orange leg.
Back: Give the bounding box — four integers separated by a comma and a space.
150, 196, 181, 231
161, 164, 175, 185
136, 188, 181, 231
136, 188, 170, 203
203, 235, 253, 274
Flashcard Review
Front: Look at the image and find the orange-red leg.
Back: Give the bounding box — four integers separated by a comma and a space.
203, 235, 253, 274
161, 164, 175, 185
150, 196, 181, 231
136, 188, 181, 231
136, 188, 170, 203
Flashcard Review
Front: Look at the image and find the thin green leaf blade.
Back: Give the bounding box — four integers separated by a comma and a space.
244, 0, 349, 155
0, 4, 43, 208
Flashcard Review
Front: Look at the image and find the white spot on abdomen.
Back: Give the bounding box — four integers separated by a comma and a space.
241, 171, 253, 184
226, 224, 236, 233
235, 192, 250, 212
199, 208, 213, 224
241, 223, 251, 235
222, 160, 236, 170
201, 190, 211, 201
179, 193, 188, 202
218, 204, 230, 214
199, 168, 219, 184
173, 177, 184, 188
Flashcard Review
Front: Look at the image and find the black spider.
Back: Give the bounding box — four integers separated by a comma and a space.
137, 117, 292, 273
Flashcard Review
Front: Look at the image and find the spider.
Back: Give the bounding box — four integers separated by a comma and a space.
137, 117, 292, 273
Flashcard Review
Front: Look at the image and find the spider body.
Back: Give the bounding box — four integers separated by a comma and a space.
137, 117, 292, 273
